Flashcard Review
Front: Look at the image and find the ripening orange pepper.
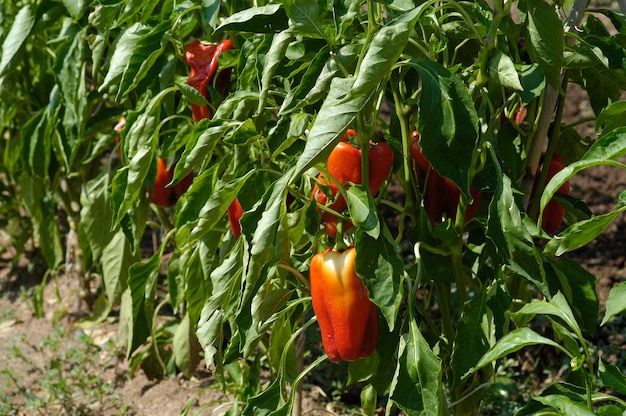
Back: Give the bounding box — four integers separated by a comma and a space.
185, 39, 234, 121
312, 129, 394, 236
147, 158, 194, 207
410, 131, 481, 222
309, 247, 378, 363
528, 153, 570, 234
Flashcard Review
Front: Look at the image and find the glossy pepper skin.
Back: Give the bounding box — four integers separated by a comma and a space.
312, 129, 394, 236
185, 39, 234, 121
227, 198, 244, 238
147, 158, 194, 207
309, 247, 378, 362
410, 131, 481, 222
528, 153, 570, 234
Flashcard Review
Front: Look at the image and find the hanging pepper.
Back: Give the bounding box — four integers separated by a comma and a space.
147, 157, 194, 208
312, 129, 394, 236
185, 39, 234, 121
528, 153, 570, 234
227, 198, 244, 238
410, 131, 481, 222
309, 247, 378, 362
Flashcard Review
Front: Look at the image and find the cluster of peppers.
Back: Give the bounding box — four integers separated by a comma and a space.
309, 130, 393, 362
116, 38, 234, 208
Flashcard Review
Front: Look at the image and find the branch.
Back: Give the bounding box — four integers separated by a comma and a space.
522, 0, 590, 199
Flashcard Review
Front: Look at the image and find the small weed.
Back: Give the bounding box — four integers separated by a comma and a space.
0, 323, 134, 415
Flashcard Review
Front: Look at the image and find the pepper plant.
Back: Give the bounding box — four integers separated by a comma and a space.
2, 0, 626, 414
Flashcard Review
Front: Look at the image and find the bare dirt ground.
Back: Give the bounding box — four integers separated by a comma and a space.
1, 82, 625, 415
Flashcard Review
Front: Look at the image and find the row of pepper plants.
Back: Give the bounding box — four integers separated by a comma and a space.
2, 0, 626, 414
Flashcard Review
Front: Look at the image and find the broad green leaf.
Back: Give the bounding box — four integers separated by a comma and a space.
111, 89, 171, 225
598, 405, 624, 416
544, 257, 598, 336
99, 22, 145, 93
539, 127, 626, 222
544, 206, 626, 256
601, 281, 626, 325
451, 288, 490, 387
488, 49, 523, 91
597, 100, 626, 133
472, 327, 565, 372
486, 170, 548, 294
175, 77, 209, 106
175, 119, 233, 182
184, 231, 221, 325
268, 313, 298, 381
61, 0, 87, 20
511, 292, 583, 343
534, 395, 595, 416
0, 4, 36, 84
355, 227, 404, 330
117, 20, 171, 99
258, 30, 294, 114
53, 26, 87, 142
242, 377, 286, 416
177, 171, 254, 248
388, 318, 442, 415
200, 0, 221, 33
173, 313, 201, 378
518, 63, 546, 105
283, 0, 324, 38
599, 360, 626, 396
196, 308, 224, 370
347, 185, 380, 238
407, 59, 479, 196
214, 4, 288, 34
80, 174, 114, 262
127, 252, 161, 357
293, 77, 371, 179
345, 7, 421, 100
101, 229, 139, 319
520, 0, 564, 88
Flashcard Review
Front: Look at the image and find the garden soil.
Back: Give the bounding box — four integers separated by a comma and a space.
1, 84, 625, 415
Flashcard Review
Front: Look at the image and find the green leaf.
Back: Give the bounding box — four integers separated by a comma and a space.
258, 30, 294, 115
117, 20, 171, 99
175, 76, 209, 106
292, 77, 373, 179
100, 228, 138, 315
345, 7, 421, 100
520, 0, 564, 88
283, 0, 324, 38
601, 281, 626, 325
486, 170, 548, 294
173, 313, 201, 378
488, 49, 523, 91
61, 0, 88, 20
347, 185, 380, 238
599, 360, 626, 396
544, 257, 598, 336
388, 318, 442, 415
511, 292, 583, 344
176, 171, 254, 248
80, 174, 114, 262
407, 59, 479, 196
355, 228, 404, 331
127, 251, 161, 357
534, 395, 595, 416
472, 327, 565, 372
539, 127, 626, 223
518, 63, 546, 105
451, 288, 490, 387
544, 206, 626, 256
242, 378, 286, 416
596, 100, 626, 133
0, 4, 36, 84
99, 22, 145, 93
214, 4, 288, 34
175, 119, 232, 182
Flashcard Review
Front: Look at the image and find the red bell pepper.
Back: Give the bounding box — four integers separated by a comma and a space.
227, 198, 244, 238
185, 39, 234, 121
410, 131, 481, 222
309, 247, 378, 362
528, 153, 570, 234
312, 129, 394, 236
147, 157, 194, 208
